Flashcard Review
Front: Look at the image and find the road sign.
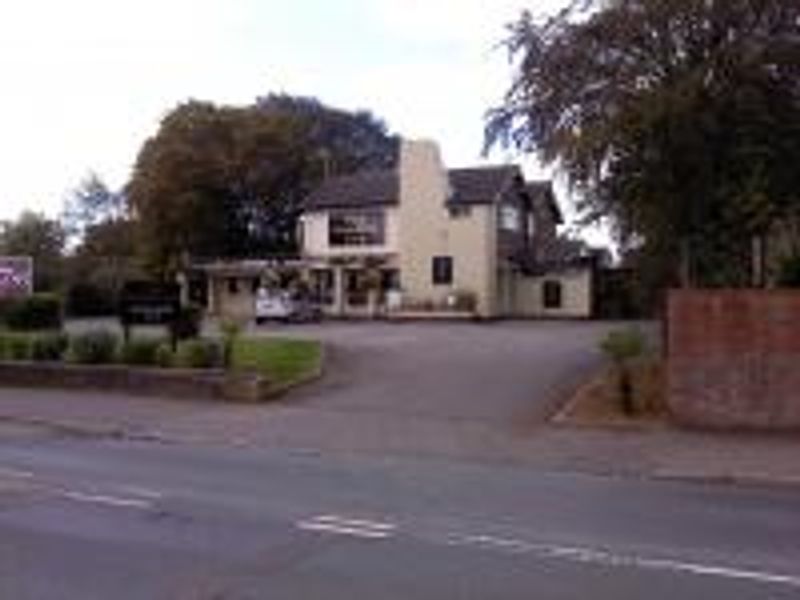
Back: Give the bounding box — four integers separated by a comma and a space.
0, 257, 33, 297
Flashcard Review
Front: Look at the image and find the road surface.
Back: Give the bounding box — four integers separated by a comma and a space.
1, 431, 798, 599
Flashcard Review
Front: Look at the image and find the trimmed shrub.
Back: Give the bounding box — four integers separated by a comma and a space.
67, 330, 119, 365
154, 342, 174, 368
2, 294, 63, 331
169, 305, 203, 341
175, 339, 221, 370
120, 337, 163, 366
0, 333, 32, 361
29, 332, 69, 362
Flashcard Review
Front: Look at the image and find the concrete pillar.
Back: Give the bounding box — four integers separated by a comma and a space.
206, 276, 217, 315
333, 267, 346, 317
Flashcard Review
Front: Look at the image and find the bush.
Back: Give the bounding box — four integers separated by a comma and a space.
154, 343, 174, 368
2, 294, 63, 331
220, 317, 245, 368
777, 255, 800, 287
29, 332, 69, 362
0, 333, 32, 361
600, 328, 647, 364
169, 305, 203, 341
174, 339, 221, 370
67, 330, 119, 365
599, 327, 648, 416
120, 337, 163, 366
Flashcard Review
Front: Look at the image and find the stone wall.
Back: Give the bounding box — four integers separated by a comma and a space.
668, 289, 800, 430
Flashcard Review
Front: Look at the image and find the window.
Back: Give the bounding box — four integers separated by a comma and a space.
381, 269, 401, 292
449, 205, 472, 219
329, 211, 386, 246
432, 256, 453, 285
227, 277, 239, 295
500, 204, 520, 231
543, 280, 563, 309
311, 269, 334, 305
345, 270, 368, 306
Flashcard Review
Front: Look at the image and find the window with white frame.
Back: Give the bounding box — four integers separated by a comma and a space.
500, 204, 521, 231
328, 210, 386, 247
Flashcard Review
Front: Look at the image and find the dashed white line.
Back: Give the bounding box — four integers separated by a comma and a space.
444, 533, 800, 588
59, 491, 153, 510
0, 467, 35, 479
297, 514, 397, 539
117, 485, 163, 500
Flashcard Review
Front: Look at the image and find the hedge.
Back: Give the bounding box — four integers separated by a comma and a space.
1, 294, 63, 331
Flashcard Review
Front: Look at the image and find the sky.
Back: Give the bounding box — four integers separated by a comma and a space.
0, 0, 591, 232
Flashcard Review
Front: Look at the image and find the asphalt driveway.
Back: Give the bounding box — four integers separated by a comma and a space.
254, 320, 618, 428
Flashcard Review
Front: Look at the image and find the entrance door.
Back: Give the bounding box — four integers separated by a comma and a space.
345, 270, 368, 307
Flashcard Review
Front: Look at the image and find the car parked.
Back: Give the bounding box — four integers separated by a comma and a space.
254, 288, 322, 324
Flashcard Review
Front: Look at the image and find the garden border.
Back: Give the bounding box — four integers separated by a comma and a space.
0, 360, 316, 403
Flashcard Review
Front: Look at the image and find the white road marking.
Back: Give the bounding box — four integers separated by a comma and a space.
60, 491, 153, 510
0, 467, 35, 479
117, 485, 163, 500
297, 514, 397, 539
445, 534, 800, 588
310, 515, 397, 531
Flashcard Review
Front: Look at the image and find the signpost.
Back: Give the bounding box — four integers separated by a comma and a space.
119, 281, 181, 344
0, 257, 33, 297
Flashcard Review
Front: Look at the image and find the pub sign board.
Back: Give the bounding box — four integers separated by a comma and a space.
0, 257, 33, 297
119, 281, 180, 326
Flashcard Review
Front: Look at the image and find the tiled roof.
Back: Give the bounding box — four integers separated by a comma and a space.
304, 170, 399, 210
447, 166, 520, 205
526, 180, 564, 224
304, 165, 521, 211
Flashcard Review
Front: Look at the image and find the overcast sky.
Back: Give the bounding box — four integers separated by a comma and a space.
0, 0, 574, 223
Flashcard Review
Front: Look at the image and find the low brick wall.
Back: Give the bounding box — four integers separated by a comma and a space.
0, 362, 275, 403
668, 289, 800, 430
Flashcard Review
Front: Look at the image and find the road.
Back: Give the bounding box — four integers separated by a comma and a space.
1, 431, 799, 599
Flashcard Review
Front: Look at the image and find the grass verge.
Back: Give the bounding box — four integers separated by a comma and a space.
231, 337, 322, 386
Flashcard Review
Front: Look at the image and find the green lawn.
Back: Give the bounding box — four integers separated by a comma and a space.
231, 337, 322, 385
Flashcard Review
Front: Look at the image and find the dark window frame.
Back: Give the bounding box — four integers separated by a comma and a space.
227, 277, 239, 295
543, 279, 563, 309
432, 256, 454, 286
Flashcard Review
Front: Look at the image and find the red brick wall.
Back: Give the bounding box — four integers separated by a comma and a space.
668, 289, 800, 430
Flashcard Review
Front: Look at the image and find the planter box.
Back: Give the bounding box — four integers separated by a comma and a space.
0, 361, 276, 403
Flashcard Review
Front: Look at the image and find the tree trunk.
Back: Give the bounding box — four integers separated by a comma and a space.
679, 237, 692, 288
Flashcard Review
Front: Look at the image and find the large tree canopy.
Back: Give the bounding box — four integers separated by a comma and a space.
0, 211, 65, 292
128, 95, 397, 275
487, 0, 800, 287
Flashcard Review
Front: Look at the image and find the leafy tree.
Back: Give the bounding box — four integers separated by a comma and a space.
61, 174, 138, 315
62, 172, 126, 241
487, 0, 800, 288
0, 211, 65, 292
128, 95, 397, 276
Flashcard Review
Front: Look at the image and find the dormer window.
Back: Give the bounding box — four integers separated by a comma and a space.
500, 204, 521, 231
